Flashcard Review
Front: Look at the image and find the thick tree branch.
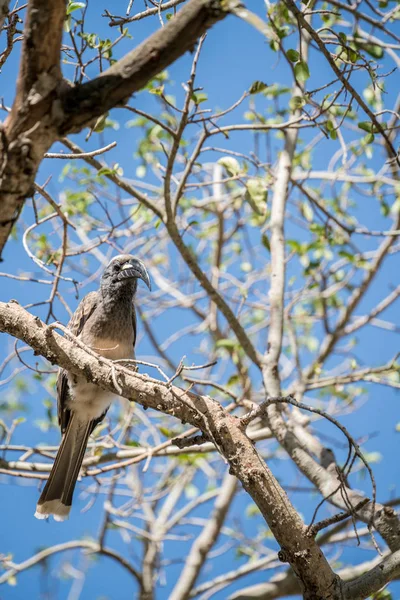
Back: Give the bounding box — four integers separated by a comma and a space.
59, 0, 228, 134
0, 0, 232, 260
344, 550, 400, 600
0, 0, 10, 34
0, 299, 340, 599
230, 551, 400, 600
0, 0, 67, 260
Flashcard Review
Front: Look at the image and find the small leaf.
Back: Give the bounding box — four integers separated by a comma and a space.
159, 427, 174, 438
217, 157, 240, 177
241, 262, 252, 273
149, 85, 164, 95
365, 44, 384, 59
326, 119, 337, 139
262, 233, 270, 252
358, 121, 373, 133
216, 339, 236, 349
93, 113, 108, 133
136, 165, 146, 178
245, 503, 261, 517
191, 92, 208, 104
67, 1, 86, 14
355, 41, 384, 59
287, 49, 299, 62
289, 95, 305, 110
249, 81, 268, 94
294, 60, 310, 82
185, 484, 199, 499
245, 177, 268, 215
363, 451, 382, 464
301, 201, 314, 222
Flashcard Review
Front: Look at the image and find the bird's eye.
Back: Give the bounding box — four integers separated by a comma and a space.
114, 264, 121, 272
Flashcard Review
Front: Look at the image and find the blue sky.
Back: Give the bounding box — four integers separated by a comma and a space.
1, 1, 399, 599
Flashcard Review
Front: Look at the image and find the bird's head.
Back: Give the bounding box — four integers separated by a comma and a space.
101, 255, 151, 293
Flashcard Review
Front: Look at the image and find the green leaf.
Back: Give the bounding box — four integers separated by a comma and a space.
245, 503, 261, 517
358, 121, 373, 133
245, 177, 268, 215
241, 262, 252, 273
262, 233, 270, 252
289, 95, 306, 110
93, 113, 108, 133
191, 92, 208, 104
301, 201, 314, 222
149, 85, 164, 96
381, 201, 390, 217
136, 165, 146, 178
363, 451, 382, 464
185, 483, 199, 499
64, 16, 72, 32
227, 374, 240, 386
67, 1, 86, 14
287, 49, 299, 62
215, 339, 236, 349
159, 427, 175, 438
326, 119, 337, 139
355, 41, 384, 59
294, 60, 310, 82
217, 156, 241, 177
249, 81, 268, 94
125, 440, 140, 447
358, 121, 387, 134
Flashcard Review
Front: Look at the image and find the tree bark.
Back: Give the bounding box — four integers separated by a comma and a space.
0, 0, 229, 260
0, 299, 342, 599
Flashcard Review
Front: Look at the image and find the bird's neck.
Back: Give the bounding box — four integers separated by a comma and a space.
88, 285, 136, 342
99, 282, 136, 316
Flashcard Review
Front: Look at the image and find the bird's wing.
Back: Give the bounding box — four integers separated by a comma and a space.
57, 291, 99, 432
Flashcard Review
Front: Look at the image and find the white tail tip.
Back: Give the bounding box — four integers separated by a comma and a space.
35, 500, 71, 522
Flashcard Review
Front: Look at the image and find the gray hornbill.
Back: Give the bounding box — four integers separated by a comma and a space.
35, 255, 151, 521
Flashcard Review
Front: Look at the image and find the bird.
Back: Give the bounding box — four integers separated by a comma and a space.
35, 254, 151, 522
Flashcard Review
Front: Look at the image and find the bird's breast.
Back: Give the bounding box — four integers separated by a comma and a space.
86, 336, 135, 360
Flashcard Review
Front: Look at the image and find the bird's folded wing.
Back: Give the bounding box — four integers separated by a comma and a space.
57, 291, 99, 432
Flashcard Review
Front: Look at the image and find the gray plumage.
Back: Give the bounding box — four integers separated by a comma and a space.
35, 255, 150, 521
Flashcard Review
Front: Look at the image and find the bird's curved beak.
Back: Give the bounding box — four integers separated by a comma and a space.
119, 260, 151, 290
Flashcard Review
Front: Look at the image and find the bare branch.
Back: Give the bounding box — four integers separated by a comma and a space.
0, 299, 340, 598
170, 472, 237, 600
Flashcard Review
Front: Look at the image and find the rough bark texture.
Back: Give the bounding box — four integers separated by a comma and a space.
0, 0, 10, 33
0, 300, 341, 599
0, 0, 229, 260
0, 0, 66, 259
1, 301, 399, 598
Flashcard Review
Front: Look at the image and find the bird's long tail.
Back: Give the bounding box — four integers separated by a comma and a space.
35, 415, 93, 521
